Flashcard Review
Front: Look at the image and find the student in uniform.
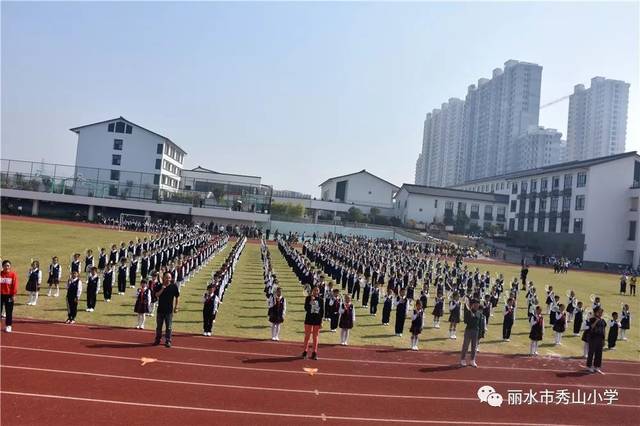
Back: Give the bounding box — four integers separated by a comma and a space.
409, 299, 424, 351
362, 279, 371, 308
97, 248, 107, 273
529, 306, 544, 356
103, 263, 114, 302
25, 260, 42, 306
369, 284, 380, 316
381, 288, 393, 326
202, 284, 219, 337
448, 292, 461, 339
134, 279, 151, 329
117, 257, 127, 295
47, 256, 61, 297
502, 297, 515, 341
65, 271, 82, 324
620, 304, 630, 341
394, 288, 408, 337
545, 285, 554, 314
586, 307, 607, 373
573, 301, 585, 336
84, 249, 94, 275
302, 286, 323, 360
581, 312, 591, 358
85, 267, 99, 312
630, 275, 637, 296
338, 294, 355, 346
129, 255, 139, 289
268, 287, 286, 341
70, 253, 82, 276
328, 288, 341, 332
553, 304, 567, 345
432, 291, 444, 328
109, 244, 118, 265
566, 290, 577, 323
351, 274, 362, 303
607, 312, 620, 350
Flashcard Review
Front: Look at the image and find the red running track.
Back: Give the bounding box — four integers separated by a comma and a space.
1, 320, 639, 425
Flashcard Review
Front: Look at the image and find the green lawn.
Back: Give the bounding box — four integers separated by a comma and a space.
1, 218, 638, 361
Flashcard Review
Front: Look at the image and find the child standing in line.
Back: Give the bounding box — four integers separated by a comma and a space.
502, 297, 515, 341
394, 288, 408, 337
65, 271, 82, 324
268, 287, 285, 341
432, 291, 444, 329
381, 288, 393, 326
553, 304, 567, 345
134, 279, 151, 329
129, 255, 139, 289
545, 285, 554, 314
97, 248, 107, 273
573, 301, 584, 336
25, 260, 42, 306
362, 279, 371, 308
47, 256, 61, 297
529, 306, 544, 356
409, 300, 424, 351
586, 307, 607, 373
117, 257, 127, 295
338, 294, 355, 346
620, 304, 630, 340
607, 312, 620, 350
84, 249, 94, 275
448, 292, 461, 339
102, 263, 114, 302
70, 253, 82, 276
369, 284, 380, 316
328, 288, 341, 332
85, 267, 99, 312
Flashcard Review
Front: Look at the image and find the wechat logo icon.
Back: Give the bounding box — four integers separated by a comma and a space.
477, 385, 503, 407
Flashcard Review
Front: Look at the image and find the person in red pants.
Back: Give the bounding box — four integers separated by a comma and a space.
1, 260, 19, 333
302, 286, 324, 360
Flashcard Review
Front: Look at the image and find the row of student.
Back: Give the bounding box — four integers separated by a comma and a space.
201, 236, 246, 337
261, 238, 286, 341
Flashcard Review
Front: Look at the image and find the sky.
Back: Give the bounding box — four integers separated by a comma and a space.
2, 1, 639, 196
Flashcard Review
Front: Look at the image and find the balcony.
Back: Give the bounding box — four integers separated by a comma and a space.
551, 189, 560, 197
470, 212, 480, 219
483, 214, 493, 221
563, 188, 572, 196
539, 190, 548, 198
496, 215, 506, 222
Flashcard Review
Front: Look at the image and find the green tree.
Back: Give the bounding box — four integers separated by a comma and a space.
454, 211, 470, 233
347, 207, 364, 222
286, 203, 305, 218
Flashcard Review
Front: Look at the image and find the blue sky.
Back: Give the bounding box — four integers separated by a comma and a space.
2, 1, 638, 196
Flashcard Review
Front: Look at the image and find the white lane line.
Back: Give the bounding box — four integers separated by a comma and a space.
0, 365, 476, 402
3, 345, 638, 392
8, 330, 640, 378
0, 391, 591, 425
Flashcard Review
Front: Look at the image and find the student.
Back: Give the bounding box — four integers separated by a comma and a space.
369, 284, 380, 316
529, 306, 544, 356
573, 301, 585, 336
85, 267, 100, 312
129, 255, 139, 289
502, 297, 515, 341
25, 260, 42, 306
362, 279, 371, 308
460, 298, 483, 367
65, 271, 82, 324
566, 290, 577, 323
394, 288, 408, 337
545, 285, 554, 314
117, 257, 127, 295
1, 260, 19, 333
328, 288, 341, 332
302, 286, 323, 360
409, 300, 424, 351
268, 287, 285, 341
432, 291, 444, 328
381, 288, 393, 326
619, 275, 627, 295
630, 275, 637, 296
581, 312, 591, 358
448, 292, 461, 339
84, 249, 94, 274
620, 304, 630, 341
553, 304, 567, 345
134, 279, 151, 329
97, 248, 107, 273
586, 307, 606, 373
549, 295, 560, 328
607, 312, 620, 350
338, 294, 355, 346
47, 256, 62, 297
351, 274, 361, 302
70, 253, 82, 276
102, 263, 114, 302
109, 244, 118, 265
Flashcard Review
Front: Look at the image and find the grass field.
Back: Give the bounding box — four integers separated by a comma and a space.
1, 217, 638, 361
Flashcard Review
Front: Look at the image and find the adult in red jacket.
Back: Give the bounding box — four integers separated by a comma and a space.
1, 260, 19, 332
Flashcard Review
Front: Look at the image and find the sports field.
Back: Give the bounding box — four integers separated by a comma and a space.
0, 216, 638, 361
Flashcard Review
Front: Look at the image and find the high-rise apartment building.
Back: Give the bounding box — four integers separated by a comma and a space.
517, 126, 565, 171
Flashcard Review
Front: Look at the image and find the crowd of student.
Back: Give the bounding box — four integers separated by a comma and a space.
274, 235, 632, 372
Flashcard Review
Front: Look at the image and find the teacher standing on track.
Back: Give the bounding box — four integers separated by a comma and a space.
153, 271, 180, 348
302, 286, 323, 360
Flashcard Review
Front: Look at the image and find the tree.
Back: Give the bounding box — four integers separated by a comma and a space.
270, 202, 288, 216
454, 211, 470, 233
369, 207, 380, 222
346, 207, 364, 222
287, 203, 305, 218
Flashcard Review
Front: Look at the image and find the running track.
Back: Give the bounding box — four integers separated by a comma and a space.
1, 320, 639, 425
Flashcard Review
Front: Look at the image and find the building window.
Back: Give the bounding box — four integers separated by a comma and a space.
110, 170, 120, 181
541, 178, 548, 191
575, 195, 585, 210
108, 123, 115, 132
418, 208, 423, 212
108, 184, 118, 196
404, 200, 407, 208
111, 154, 121, 166
529, 198, 536, 212
629, 221, 637, 241
527, 218, 534, 232
113, 139, 123, 150
457, 202, 466, 214
157, 144, 164, 154
537, 217, 545, 232
552, 176, 560, 190
564, 174, 573, 189
434, 199, 438, 208
470, 204, 479, 219
115, 121, 125, 133
573, 218, 583, 234
550, 197, 559, 212
125, 124, 132, 134
548, 217, 557, 233
539, 198, 547, 211
562, 195, 571, 211
511, 183, 518, 194
531, 180, 537, 191
577, 172, 587, 187
510, 200, 517, 212
521, 181, 528, 193
561, 217, 570, 233
509, 218, 515, 231
155, 159, 161, 170
153, 174, 160, 185
517, 218, 524, 231
445, 201, 454, 211
497, 206, 506, 221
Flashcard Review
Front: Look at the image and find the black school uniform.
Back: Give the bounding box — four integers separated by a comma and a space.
573, 309, 584, 334
553, 312, 567, 333
362, 283, 371, 307
381, 295, 393, 324
607, 320, 619, 349
328, 296, 340, 331
370, 287, 380, 315
103, 269, 113, 300
529, 314, 544, 341
409, 309, 424, 336
84, 255, 94, 273
26, 268, 41, 292
621, 311, 630, 330
587, 318, 606, 368
117, 264, 127, 293
503, 304, 515, 339
448, 300, 461, 323
432, 296, 444, 317
268, 296, 285, 324
203, 293, 219, 333
395, 297, 407, 335
338, 303, 355, 329
71, 259, 81, 274
129, 259, 138, 288
134, 287, 151, 314
98, 253, 107, 271
66, 278, 81, 321
109, 249, 118, 265
141, 257, 149, 279
48, 263, 61, 285
86, 274, 99, 309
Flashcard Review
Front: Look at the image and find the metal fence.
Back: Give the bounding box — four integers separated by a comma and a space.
0, 159, 272, 214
